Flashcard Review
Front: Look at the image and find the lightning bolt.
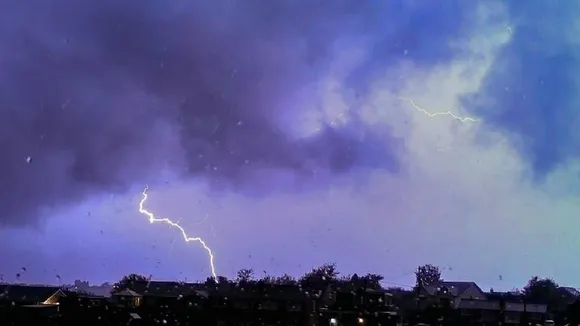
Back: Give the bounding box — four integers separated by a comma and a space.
138, 186, 218, 279
399, 97, 477, 122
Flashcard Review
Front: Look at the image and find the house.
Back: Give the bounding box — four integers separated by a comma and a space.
112, 289, 142, 308
120, 281, 209, 324
457, 299, 501, 323
322, 283, 399, 326
128, 280, 208, 308
133, 280, 210, 325
0, 284, 67, 306
456, 299, 547, 325
485, 290, 524, 303
112, 281, 210, 325
208, 282, 312, 326
59, 292, 109, 308
115, 280, 310, 325
0, 285, 67, 324
504, 302, 547, 324
70, 292, 109, 307
420, 281, 486, 308
58, 292, 111, 324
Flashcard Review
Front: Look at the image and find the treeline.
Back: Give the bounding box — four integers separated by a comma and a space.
113, 263, 385, 292
113, 263, 570, 308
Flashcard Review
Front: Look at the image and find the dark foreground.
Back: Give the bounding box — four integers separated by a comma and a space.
1, 279, 580, 326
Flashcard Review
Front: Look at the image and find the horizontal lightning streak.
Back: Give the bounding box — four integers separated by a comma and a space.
399, 97, 477, 122
138, 186, 217, 279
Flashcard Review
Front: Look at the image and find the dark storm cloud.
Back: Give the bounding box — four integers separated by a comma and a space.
0, 0, 477, 226
464, 2, 580, 177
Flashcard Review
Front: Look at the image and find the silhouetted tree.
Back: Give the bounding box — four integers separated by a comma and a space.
299, 263, 340, 285
363, 273, 385, 290
415, 264, 441, 288
275, 274, 297, 285
299, 263, 339, 288
112, 273, 148, 293
523, 276, 561, 309
349, 273, 384, 289
260, 273, 277, 284
205, 276, 230, 286
337, 274, 352, 285
236, 268, 255, 283
74, 280, 89, 288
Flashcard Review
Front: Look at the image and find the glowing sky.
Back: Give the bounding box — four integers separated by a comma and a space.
1, 0, 579, 291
